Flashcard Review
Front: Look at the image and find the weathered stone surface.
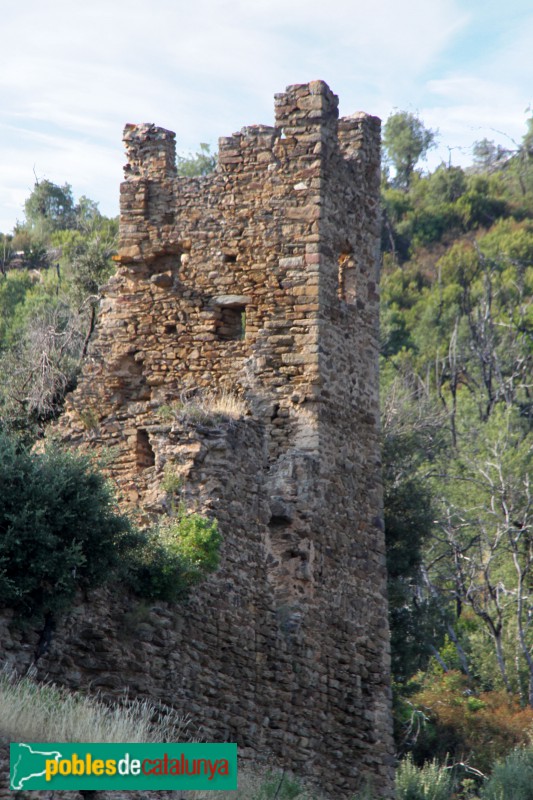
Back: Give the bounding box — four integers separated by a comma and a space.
210, 294, 252, 307
0, 82, 393, 798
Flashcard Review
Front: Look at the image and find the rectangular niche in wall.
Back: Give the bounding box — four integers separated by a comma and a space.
211, 294, 251, 342
338, 252, 357, 304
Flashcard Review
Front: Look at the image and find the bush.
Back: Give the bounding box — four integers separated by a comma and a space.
406, 672, 533, 773
124, 506, 221, 603
0, 430, 140, 622
481, 748, 533, 800
0, 429, 222, 621
396, 755, 454, 800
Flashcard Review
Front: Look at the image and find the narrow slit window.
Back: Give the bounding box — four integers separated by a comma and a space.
338, 252, 357, 304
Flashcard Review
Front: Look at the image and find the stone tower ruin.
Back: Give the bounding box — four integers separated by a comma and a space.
53, 80, 394, 796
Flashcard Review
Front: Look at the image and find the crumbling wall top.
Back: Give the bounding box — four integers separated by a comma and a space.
274, 80, 339, 131
123, 122, 176, 180
121, 82, 380, 184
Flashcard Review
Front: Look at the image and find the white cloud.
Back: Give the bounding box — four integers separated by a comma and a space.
0, 0, 531, 231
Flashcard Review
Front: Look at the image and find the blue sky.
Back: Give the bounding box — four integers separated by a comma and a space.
1, 0, 532, 232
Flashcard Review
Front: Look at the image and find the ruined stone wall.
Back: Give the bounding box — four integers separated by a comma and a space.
2, 82, 394, 798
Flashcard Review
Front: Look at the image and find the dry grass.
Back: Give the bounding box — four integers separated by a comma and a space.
0, 668, 189, 744
1, 670, 331, 798
158, 390, 247, 426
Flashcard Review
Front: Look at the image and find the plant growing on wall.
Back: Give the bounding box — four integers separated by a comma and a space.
123, 506, 221, 603
0, 431, 222, 623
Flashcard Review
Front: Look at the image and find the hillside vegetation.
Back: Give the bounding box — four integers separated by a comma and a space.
0, 124, 531, 797
380, 112, 533, 794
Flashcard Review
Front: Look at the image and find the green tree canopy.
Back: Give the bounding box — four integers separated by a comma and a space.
383, 111, 437, 189
23, 180, 76, 236
176, 143, 217, 176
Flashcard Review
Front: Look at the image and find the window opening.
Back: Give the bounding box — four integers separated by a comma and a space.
217, 306, 246, 341
269, 515, 292, 530
338, 252, 357, 304
136, 429, 155, 471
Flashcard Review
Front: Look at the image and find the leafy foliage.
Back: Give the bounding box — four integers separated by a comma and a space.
123, 506, 221, 603
383, 111, 437, 189
176, 143, 217, 176
481, 747, 533, 800
0, 277, 85, 438
0, 183, 118, 438
382, 372, 448, 680
405, 671, 533, 773
382, 112, 533, 774
0, 428, 222, 621
395, 755, 455, 800
0, 431, 139, 621
23, 180, 76, 237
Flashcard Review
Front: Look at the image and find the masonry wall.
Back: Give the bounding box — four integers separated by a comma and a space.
1, 81, 394, 798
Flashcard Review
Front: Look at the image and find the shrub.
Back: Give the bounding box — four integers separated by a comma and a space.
124, 506, 221, 603
407, 672, 533, 773
481, 748, 533, 800
396, 755, 455, 800
0, 430, 140, 622
0, 429, 222, 622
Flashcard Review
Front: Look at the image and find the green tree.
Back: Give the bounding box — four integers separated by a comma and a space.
383, 111, 437, 189
52, 226, 117, 306
73, 195, 102, 232
382, 369, 449, 681
472, 138, 510, 174
427, 407, 533, 703
0, 274, 84, 437
176, 143, 217, 176
0, 184, 119, 438
0, 233, 13, 275
0, 270, 34, 348
23, 179, 76, 237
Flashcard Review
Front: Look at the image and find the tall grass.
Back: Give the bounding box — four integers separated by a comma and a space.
0, 668, 189, 743
158, 390, 247, 426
